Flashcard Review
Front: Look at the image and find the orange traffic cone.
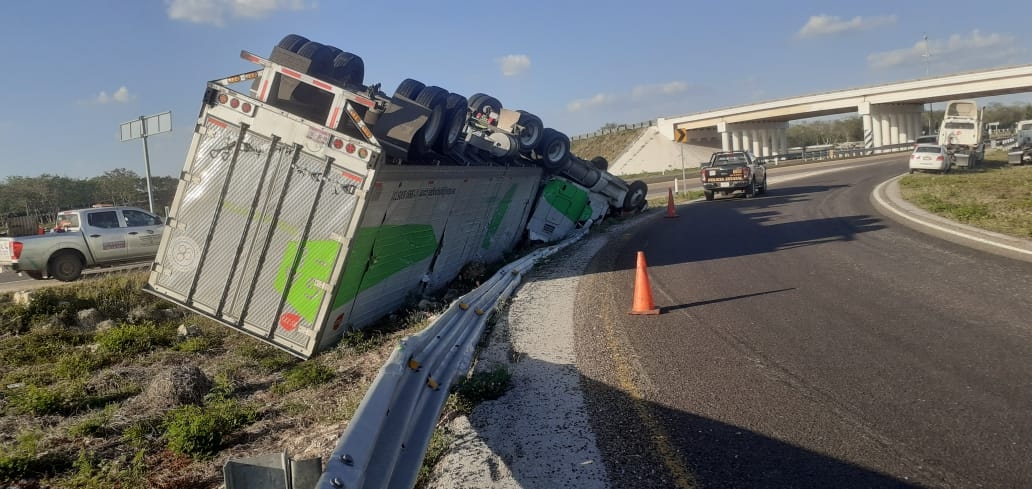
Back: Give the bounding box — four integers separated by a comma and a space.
664, 188, 678, 218
629, 251, 660, 315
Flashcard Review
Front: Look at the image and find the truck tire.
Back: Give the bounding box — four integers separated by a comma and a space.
297, 42, 338, 79
590, 156, 609, 171
436, 93, 468, 154
515, 111, 544, 153
704, 190, 714, 201
331, 52, 364, 88
50, 251, 83, 282
413, 86, 449, 154
277, 34, 309, 53
623, 180, 648, 212
468, 93, 502, 120
394, 78, 424, 100
538, 128, 571, 173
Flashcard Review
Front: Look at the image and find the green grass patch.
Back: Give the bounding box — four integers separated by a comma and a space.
95, 322, 177, 357
450, 365, 512, 415
899, 154, 1032, 238
415, 427, 456, 489
162, 398, 258, 459
271, 362, 336, 395
233, 341, 299, 373
0, 430, 72, 480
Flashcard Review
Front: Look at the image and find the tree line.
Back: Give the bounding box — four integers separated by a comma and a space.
0, 169, 178, 229
786, 101, 1032, 147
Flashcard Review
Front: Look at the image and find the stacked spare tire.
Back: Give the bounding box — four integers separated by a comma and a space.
269, 34, 648, 215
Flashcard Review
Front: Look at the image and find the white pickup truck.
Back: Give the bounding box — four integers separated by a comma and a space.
0, 206, 163, 281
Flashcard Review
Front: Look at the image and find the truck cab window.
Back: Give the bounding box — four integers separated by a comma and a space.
88, 211, 120, 229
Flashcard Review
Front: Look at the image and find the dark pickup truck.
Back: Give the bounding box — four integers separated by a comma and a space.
700, 150, 767, 201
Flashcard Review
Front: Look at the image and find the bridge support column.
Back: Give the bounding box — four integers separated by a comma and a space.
721, 131, 731, 151
779, 127, 789, 159
741, 129, 752, 154
859, 102, 874, 154
751, 128, 761, 156
880, 113, 891, 152
889, 112, 900, 146
732, 130, 742, 151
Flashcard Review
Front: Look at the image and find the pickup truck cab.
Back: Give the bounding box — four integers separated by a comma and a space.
0, 206, 163, 281
700, 150, 767, 201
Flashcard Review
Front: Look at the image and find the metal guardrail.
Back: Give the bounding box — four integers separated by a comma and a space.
311, 222, 594, 489
754, 142, 914, 166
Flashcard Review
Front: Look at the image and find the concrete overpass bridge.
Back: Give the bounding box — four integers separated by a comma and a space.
656, 63, 1032, 158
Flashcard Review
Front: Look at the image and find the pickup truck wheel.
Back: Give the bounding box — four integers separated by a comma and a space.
50, 252, 83, 282
24, 271, 44, 280
758, 176, 768, 194
744, 180, 756, 198
704, 190, 714, 201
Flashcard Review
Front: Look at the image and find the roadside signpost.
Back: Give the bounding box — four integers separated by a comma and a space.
119, 111, 172, 213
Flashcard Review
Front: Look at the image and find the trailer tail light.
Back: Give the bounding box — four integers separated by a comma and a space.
12, 242, 22, 260
215, 92, 255, 116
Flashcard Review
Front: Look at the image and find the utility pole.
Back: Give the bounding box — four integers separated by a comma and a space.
922, 34, 933, 135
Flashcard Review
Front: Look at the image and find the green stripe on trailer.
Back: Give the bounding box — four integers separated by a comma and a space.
482, 184, 517, 249
332, 224, 438, 309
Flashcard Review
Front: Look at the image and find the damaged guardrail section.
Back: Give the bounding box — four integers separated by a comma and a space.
306, 222, 593, 489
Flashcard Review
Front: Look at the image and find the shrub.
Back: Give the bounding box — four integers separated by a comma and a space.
271, 362, 336, 395
0, 430, 72, 480
162, 399, 258, 459
9, 384, 67, 415
95, 322, 176, 357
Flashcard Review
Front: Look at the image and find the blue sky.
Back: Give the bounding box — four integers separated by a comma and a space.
1, 0, 1029, 179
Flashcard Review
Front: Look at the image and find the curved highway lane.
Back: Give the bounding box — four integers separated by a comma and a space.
576, 157, 1032, 488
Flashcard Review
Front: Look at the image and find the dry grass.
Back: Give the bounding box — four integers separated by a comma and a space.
899, 150, 1032, 238
570, 127, 648, 164
0, 270, 445, 488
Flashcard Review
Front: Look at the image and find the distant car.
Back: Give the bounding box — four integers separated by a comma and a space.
909, 144, 951, 174
913, 135, 938, 149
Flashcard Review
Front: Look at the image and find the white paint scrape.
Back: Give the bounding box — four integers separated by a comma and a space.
427, 231, 613, 489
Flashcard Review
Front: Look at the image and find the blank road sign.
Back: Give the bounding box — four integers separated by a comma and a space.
120, 111, 172, 141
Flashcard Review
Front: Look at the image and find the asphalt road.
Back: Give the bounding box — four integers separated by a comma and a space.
576, 156, 1032, 488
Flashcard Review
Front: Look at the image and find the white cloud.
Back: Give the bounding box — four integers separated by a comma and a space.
631, 81, 690, 100
94, 86, 134, 105
867, 30, 1018, 69
568, 80, 693, 113
166, 0, 311, 26
796, 14, 896, 39
497, 54, 531, 77
567, 93, 616, 112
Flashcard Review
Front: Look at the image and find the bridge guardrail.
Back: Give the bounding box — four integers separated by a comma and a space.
754, 142, 914, 166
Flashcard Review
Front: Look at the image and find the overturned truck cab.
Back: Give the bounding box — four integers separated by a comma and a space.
144, 34, 646, 359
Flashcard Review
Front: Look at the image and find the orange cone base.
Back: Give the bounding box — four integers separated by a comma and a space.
629, 306, 661, 315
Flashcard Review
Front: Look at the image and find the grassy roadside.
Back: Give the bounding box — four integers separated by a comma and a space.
898, 149, 1032, 239
0, 265, 504, 488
